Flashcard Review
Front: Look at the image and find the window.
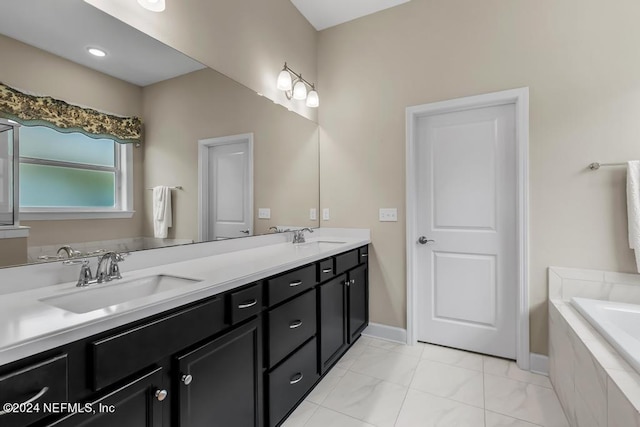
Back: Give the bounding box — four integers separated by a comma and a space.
19, 126, 133, 220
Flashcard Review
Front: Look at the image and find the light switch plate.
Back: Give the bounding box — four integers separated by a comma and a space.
310, 208, 317, 221
258, 208, 271, 219
379, 208, 398, 222
322, 208, 330, 221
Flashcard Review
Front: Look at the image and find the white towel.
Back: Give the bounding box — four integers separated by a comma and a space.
153, 186, 172, 239
627, 161, 640, 272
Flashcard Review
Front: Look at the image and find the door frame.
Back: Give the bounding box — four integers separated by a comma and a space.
198, 133, 254, 242
405, 88, 530, 370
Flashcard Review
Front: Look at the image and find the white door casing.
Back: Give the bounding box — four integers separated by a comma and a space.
198, 134, 253, 241
406, 88, 530, 369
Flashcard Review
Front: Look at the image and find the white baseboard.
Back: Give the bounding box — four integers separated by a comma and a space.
530, 353, 549, 375
362, 322, 407, 344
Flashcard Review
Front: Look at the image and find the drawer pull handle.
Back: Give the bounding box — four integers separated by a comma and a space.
238, 299, 258, 309
155, 389, 168, 401
289, 320, 303, 329
361, 253, 368, 258
289, 373, 304, 385
181, 374, 193, 386
289, 280, 303, 287
322, 268, 332, 273
0, 386, 49, 416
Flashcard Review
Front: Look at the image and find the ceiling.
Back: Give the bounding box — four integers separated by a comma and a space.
290, 0, 411, 31
0, 0, 205, 87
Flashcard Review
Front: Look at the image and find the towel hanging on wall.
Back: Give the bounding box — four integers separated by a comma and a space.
153, 186, 173, 239
627, 161, 640, 272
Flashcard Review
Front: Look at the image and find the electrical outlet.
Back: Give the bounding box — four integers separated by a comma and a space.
379, 208, 398, 222
258, 208, 271, 219
310, 208, 317, 221
322, 208, 330, 221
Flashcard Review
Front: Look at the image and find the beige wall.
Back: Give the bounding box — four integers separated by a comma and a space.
142, 68, 319, 240
0, 238, 27, 267
0, 34, 145, 250
85, 0, 318, 122
318, 0, 640, 355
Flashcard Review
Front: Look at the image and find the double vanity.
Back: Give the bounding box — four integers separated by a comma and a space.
0, 231, 370, 427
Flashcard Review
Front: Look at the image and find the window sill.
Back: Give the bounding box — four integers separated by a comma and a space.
21, 210, 136, 221
0, 226, 30, 239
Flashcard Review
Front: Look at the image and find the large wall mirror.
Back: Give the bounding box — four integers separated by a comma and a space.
0, 0, 320, 268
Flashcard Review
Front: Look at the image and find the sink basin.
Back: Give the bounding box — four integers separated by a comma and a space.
40, 275, 201, 314
295, 241, 346, 250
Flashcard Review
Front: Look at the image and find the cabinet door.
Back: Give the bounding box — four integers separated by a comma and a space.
44, 367, 164, 427
348, 264, 368, 343
176, 319, 262, 427
319, 275, 348, 373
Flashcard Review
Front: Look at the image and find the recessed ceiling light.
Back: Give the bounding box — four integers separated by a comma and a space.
87, 47, 107, 57
137, 0, 166, 12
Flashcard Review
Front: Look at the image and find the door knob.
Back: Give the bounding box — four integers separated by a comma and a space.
418, 236, 435, 245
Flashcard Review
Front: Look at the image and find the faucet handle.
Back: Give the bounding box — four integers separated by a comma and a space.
64, 259, 93, 287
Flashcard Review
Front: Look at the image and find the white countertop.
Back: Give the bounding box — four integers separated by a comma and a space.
0, 233, 370, 366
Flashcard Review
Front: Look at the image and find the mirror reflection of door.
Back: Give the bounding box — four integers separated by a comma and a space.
199, 134, 253, 241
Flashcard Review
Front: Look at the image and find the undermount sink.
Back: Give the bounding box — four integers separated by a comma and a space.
295, 240, 346, 250
40, 275, 201, 314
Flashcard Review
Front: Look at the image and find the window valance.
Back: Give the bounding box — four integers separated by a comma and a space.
0, 82, 142, 144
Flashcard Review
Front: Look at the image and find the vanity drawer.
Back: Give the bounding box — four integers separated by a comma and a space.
91, 297, 225, 391
268, 337, 319, 427
0, 354, 68, 427
268, 290, 316, 367
359, 245, 369, 263
267, 264, 316, 306
317, 258, 335, 282
228, 283, 263, 324
335, 249, 359, 275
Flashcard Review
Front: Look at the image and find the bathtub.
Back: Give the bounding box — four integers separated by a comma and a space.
571, 297, 640, 374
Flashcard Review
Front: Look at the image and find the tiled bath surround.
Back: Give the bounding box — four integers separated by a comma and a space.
548, 267, 640, 426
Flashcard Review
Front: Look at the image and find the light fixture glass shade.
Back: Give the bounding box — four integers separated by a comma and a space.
277, 70, 292, 91
306, 90, 319, 108
137, 0, 166, 12
293, 80, 307, 100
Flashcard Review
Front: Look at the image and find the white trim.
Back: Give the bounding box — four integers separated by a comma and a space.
362, 322, 407, 344
21, 210, 135, 220
405, 87, 530, 370
0, 226, 29, 238
530, 353, 549, 376
198, 133, 254, 242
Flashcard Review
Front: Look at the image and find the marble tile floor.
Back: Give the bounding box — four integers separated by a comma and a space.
282, 337, 569, 427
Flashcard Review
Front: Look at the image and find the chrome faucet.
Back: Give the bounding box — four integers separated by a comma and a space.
64, 251, 128, 287
57, 245, 81, 259
292, 228, 314, 244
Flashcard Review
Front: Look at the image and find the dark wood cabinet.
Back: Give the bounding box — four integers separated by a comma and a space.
318, 275, 349, 373
175, 319, 262, 427
44, 367, 164, 427
348, 264, 368, 344
5, 245, 368, 427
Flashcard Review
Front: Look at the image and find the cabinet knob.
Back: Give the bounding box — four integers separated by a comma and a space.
155, 389, 168, 401
181, 374, 193, 386
344, 280, 350, 287
351, 279, 356, 285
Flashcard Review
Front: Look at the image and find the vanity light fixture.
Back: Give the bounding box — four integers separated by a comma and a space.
137, 0, 166, 12
276, 63, 319, 108
87, 47, 107, 57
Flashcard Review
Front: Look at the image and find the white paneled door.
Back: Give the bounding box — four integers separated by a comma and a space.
199, 134, 253, 241
416, 104, 517, 359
